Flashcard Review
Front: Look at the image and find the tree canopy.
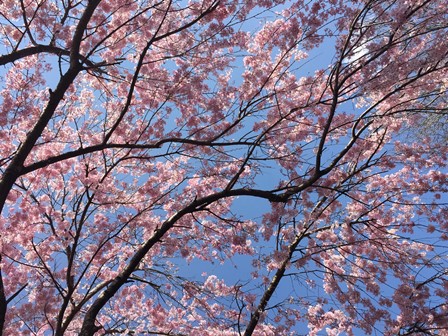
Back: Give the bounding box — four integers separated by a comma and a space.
0, 0, 447, 335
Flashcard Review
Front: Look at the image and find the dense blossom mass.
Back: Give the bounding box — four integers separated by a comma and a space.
0, 0, 447, 335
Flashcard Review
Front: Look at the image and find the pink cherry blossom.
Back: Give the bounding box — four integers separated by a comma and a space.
0, 1, 447, 335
